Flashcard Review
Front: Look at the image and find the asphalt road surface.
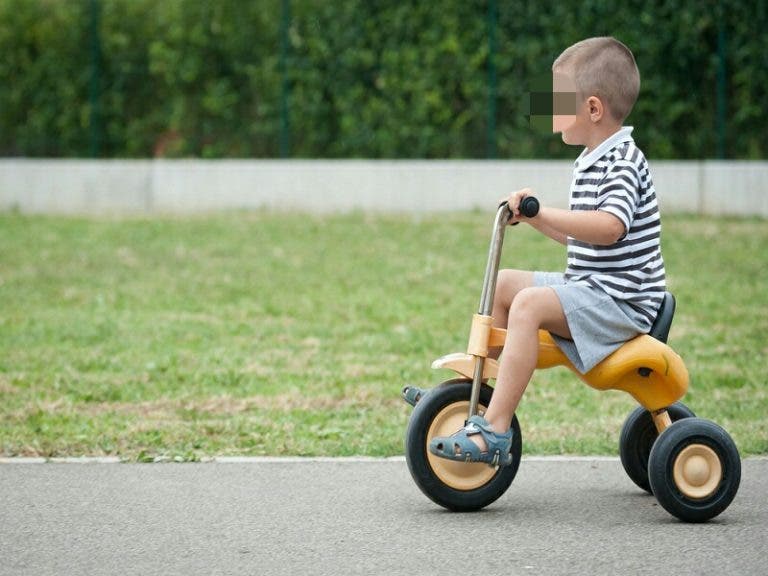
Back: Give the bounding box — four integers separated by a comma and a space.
1, 458, 766, 576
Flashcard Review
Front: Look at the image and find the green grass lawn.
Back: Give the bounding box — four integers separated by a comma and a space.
1, 210, 766, 460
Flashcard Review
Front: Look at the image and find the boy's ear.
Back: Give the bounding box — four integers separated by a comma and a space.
587, 96, 604, 123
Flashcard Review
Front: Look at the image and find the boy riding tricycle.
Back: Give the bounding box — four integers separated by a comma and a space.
401, 37, 740, 522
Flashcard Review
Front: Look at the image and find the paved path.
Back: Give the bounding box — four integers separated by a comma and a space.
1, 458, 766, 576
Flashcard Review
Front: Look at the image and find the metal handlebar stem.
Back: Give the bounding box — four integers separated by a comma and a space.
468, 203, 513, 417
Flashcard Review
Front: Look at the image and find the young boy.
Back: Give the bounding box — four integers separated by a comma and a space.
430, 37, 666, 465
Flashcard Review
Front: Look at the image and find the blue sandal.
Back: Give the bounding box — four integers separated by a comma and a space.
429, 415, 513, 467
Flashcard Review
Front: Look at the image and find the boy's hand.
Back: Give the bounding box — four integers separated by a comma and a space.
500, 188, 535, 225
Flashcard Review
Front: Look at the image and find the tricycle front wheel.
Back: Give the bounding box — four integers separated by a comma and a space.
405, 379, 522, 511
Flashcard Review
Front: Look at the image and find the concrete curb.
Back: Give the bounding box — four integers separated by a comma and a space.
2, 455, 766, 464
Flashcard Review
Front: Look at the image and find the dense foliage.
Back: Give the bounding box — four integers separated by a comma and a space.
0, 0, 764, 159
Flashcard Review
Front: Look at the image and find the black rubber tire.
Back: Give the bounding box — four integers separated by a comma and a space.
405, 380, 522, 511
648, 418, 741, 522
619, 402, 695, 494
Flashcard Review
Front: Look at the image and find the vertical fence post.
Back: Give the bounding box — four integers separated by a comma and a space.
279, 0, 291, 158
715, 0, 727, 159
486, 0, 497, 159
88, 0, 103, 158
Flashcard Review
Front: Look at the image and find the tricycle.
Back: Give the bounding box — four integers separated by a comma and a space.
402, 198, 741, 522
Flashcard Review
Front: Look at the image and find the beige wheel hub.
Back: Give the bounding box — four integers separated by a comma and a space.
673, 444, 722, 499
426, 401, 498, 491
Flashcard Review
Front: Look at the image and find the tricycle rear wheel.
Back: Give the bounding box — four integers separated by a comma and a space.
648, 418, 741, 522
619, 402, 695, 494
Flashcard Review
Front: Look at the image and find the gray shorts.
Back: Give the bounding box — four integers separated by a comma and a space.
533, 272, 651, 374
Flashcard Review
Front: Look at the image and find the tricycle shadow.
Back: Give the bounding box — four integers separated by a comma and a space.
411, 484, 739, 527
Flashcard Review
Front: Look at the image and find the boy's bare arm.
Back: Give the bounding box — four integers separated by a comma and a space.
505, 188, 624, 246
531, 206, 624, 246
527, 217, 568, 245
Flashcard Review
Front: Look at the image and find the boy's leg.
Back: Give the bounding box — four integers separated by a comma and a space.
474, 286, 570, 451
489, 270, 534, 360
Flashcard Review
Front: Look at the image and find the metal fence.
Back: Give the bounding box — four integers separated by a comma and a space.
0, 0, 762, 160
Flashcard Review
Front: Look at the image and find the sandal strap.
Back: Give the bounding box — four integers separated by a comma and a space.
465, 415, 496, 435
465, 416, 513, 466
467, 415, 508, 435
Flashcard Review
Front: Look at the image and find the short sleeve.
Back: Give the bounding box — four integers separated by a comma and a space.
597, 160, 640, 238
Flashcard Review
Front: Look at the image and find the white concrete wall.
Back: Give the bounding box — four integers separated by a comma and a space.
1, 159, 766, 216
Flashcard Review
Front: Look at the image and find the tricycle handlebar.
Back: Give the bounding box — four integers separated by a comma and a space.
501, 195, 540, 224
519, 196, 540, 218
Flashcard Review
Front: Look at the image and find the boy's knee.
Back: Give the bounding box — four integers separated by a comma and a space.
508, 287, 540, 322
497, 269, 532, 300
508, 286, 559, 326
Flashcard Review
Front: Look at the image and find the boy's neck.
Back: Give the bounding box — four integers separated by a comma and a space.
583, 123, 624, 153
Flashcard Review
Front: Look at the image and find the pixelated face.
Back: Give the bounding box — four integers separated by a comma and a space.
526, 71, 581, 139
551, 71, 580, 134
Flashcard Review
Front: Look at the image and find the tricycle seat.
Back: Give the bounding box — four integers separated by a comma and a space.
649, 292, 676, 343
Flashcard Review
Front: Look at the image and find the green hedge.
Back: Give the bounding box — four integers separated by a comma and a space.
0, 0, 765, 159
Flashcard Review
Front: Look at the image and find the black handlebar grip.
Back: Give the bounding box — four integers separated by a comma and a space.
519, 196, 540, 218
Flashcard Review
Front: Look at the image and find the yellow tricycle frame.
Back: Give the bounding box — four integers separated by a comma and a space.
433, 317, 688, 426
438, 200, 689, 434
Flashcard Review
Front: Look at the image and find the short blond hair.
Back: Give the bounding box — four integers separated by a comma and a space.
553, 37, 640, 122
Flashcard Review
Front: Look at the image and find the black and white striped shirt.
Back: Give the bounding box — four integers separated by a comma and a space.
566, 126, 665, 325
